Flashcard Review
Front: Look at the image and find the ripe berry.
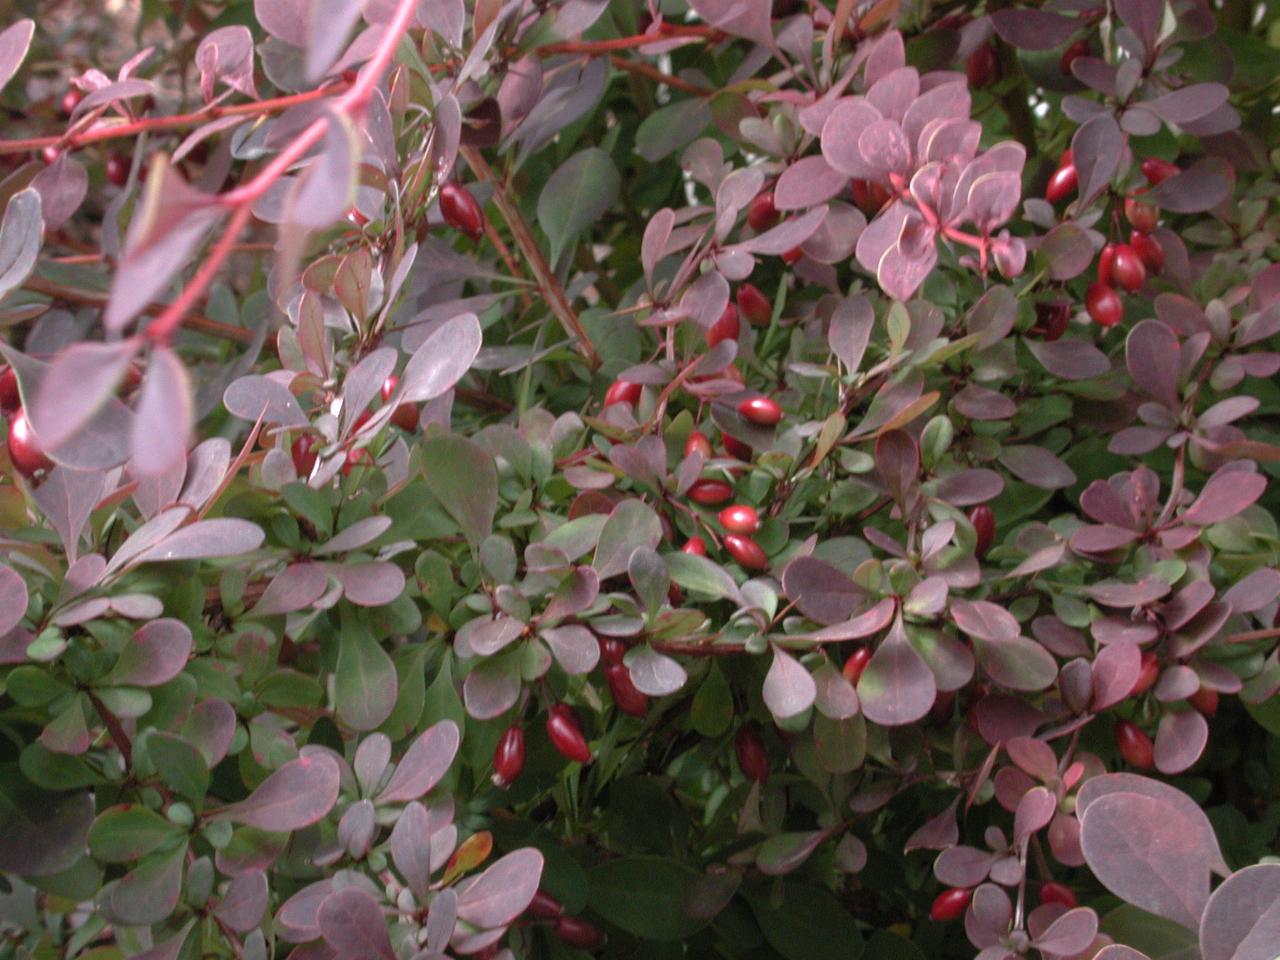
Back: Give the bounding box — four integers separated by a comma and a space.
7, 408, 53, 477
738, 396, 782, 426
684, 430, 713, 459
1108, 243, 1146, 293
737, 283, 772, 327
1086, 283, 1123, 328
1188, 685, 1219, 717
688, 479, 733, 505
1038, 882, 1079, 909
781, 246, 803, 265
1124, 193, 1159, 233
599, 638, 628, 668
291, 434, 319, 477
746, 192, 780, 232
1060, 39, 1088, 76
930, 887, 972, 922
682, 536, 708, 557
0, 367, 20, 415
1141, 158, 1180, 185
491, 725, 526, 788
850, 178, 892, 217
1129, 230, 1164, 273
965, 43, 998, 88
105, 153, 129, 187
553, 916, 607, 951
1097, 243, 1118, 286
439, 181, 485, 240
380, 375, 419, 431
1131, 651, 1160, 696
707, 302, 740, 347
603, 379, 641, 408
1045, 164, 1078, 204
546, 703, 591, 764
969, 504, 996, 558
723, 534, 767, 570
1032, 301, 1070, 341
735, 724, 770, 783
722, 434, 753, 461
719, 504, 760, 535
526, 890, 564, 919
605, 663, 648, 717
1114, 721, 1154, 769
842, 646, 872, 685
59, 88, 83, 117
341, 445, 370, 476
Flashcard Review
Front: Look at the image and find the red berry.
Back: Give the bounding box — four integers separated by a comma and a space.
0, 367, 20, 415
59, 88, 83, 117
105, 153, 129, 187
291, 434, 319, 477
842, 647, 872, 685
724, 533, 767, 570
1131, 651, 1160, 696
526, 890, 564, 919
1086, 283, 1123, 328
1129, 230, 1164, 273
722, 434, 753, 461
341, 445, 370, 476
1188, 685, 1219, 717
492, 725, 526, 788
781, 246, 803, 265
439, 181, 485, 239
605, 663, 649, 717
1124, 193, 1159, 233
1114, 721, 1154, 769
850, 178, 892, 217
682, 536, 707, 557
969, 504, 996, 558
746, 192, 780, 232
707, 302, 740, 348
1141, 158, 1180, 185
1060, 39, 1088, 76
718, 504, 760, 535
1032, 301, 1070, 341
1109, 243, 1146, 293
688, 479, 733, 505
546, 703, 591, 764
1097, 243, 1118, 286
684, 430, 713, 459
1045, 164, 1078, 204
738, 396, 782, 426
965, 43, 998, 88
1038, 882, 1079, 909
6, 408, 53, 477
553, 916, 607, 951
603, 379, 641, 408
737, 283, 772, 327
930, 887, 972, 922
40, 145, 60, 166
735, 724, 770, 783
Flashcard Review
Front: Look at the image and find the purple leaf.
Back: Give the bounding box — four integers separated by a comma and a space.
1013, 786, 1057, 845
1091, 640, 1141, 711
594, 499, 663, 580
104, 619, 193, 687
802, 597, 896, 641
251, 563, 330, 616
1025, 338, 1111, 380
975, 634, 1058, 692
624, 645, 688, 696
216, 754, 341, 831
1126, 320, 1181, 407
456, 848, 545, 928
0, 19, 34, 95
763, 647, 817, 719
196, 26, 258, 102
857, 616, 936, 726
935, 845, 995, 887
313, 516, 392, 556
31, 153, 88, 230
1222, 568, 1280, 614
71, 78, 156, 120
1095, 948, 1153, 960
462, 658, 521, 720
0, 189, 41, 300
876, 430, 919, 505
782, 556, 864, 625
421, 434, 497, 548
29, 341, 138, 452
388, 803, 433, 899
0, 564, 28, 637
223, 374, 310, 427
1144, 158, 1233, 213
1071, 114, 1124, 207
134, 518, 265, 564
1115, 0, 1163, 53
318, 888, 396, 960
541, 625, 600, 676
291, 110, 358, 228
329, 561, 406, 607
307, 0, 366, 82
775, 156, 849, 210
1000, 445, 1077, 490
1198, 863, 1280, 960
951, 599, 1019, 643
255, 0, 309, 46
821, 99, 882, 178
1182, 469, 1267, 525
1033, 907, 1099, 956
641, 207, 675, 287
401, 313, 482, 402
183, 698, 236, 766
828, 294, 874, 372
736, 205, 828, 255
1079, 791, 1211, 929
1146, 84, 1230, 125
131, 346, 192, 476
459, 617, 525, 657
905, 798, 959, 852
1038, 221, 1096, 281
757, 831, 826, 876
1154, 709, 1209, 774
687, 0, 774, 48
215, 872, 269, 933
378, 721, 461, 803
277, 880, 334, 943
991, 9, 1081, 50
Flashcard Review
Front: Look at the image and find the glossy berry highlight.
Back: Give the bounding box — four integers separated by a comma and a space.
718, 504, 760, 535
969, 504, 995, 558
746, 192, 780, 232
603, 379, 641, 408
439, 181, 485, 239
546, 703, 591, 764
688, 479, 733, 505
738, 396, 782, 426
1086, 283, 1123, 328
605, 663, 648, 717
7, 409, 53, 478
930, 887, 972, 922
1115, 721, 1155, 769
723, 534, 767, 570
491, 725, 526, 788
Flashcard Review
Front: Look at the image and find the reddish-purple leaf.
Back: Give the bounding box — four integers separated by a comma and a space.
104, 618, 193, 687
1126, 320, 1182, 408
1182, 469, 1267, 525
183, 698, 236, 767
1071, 114, 1124, 207
0, 189, 41, 298
782, 556, 863, 625
541, 625, 600, 676
318, 888, 395, 960
329, 561, 406, 606
935, 845, 995, 888
196, 26, 258, 102
1033, 907, 1099, 956
456, 848, 545, 928
951, 599, 1019, 643
1198, 863, 1280, 960
1014, 786, 1057, 844
1000, 445, 1077, 490
991, 9, 1081, 50
131, 346, 192, 476
1091, 640, 1141, 711
255, 0, 309, 46
0, 19, 34, 95
687, 0, 774, 48
625, 644, 688, 696
775, 156, 848, 210
1144, 158, 1233, 213
1154, 709, 1209, 774
858, 616, 936, 726
215, 872, 269, 933
378, 721, 461, 804
388, 803, 433, 899
223, 374, 310, 427
30, 340, 139, 451
756, 831, 826, 876
0, 564, 28, 637
31, 153, 88, 230
135, 518, 265, 564
251, 563, 330, 616
763, 647, 817, 719
215, 754, 341, 831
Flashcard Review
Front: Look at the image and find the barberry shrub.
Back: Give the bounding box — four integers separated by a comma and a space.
0, 2, 1278, 960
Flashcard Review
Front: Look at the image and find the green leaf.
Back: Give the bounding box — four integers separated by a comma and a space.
335, 624, 398, 732
421, 435, 497, 549
88, 804, 183, 863
863, 930, 925, 960
667, 551, 742, 603
536, 148, 620, 264
593, 500, 662, 581
587, 856, 707, 941
145, 731, 211, 802
635, 98, 713, 162
379, 644, 428, 739
691, 663, 733, 738
282, 482, 333, 539
743, 882, 864, 960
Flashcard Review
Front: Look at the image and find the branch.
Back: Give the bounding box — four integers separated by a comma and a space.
460, 146, 601, 369
607, 56, 712, 97
87, 689, 132, 768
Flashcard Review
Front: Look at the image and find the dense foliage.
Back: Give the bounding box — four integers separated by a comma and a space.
1, 2, 1279, 959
